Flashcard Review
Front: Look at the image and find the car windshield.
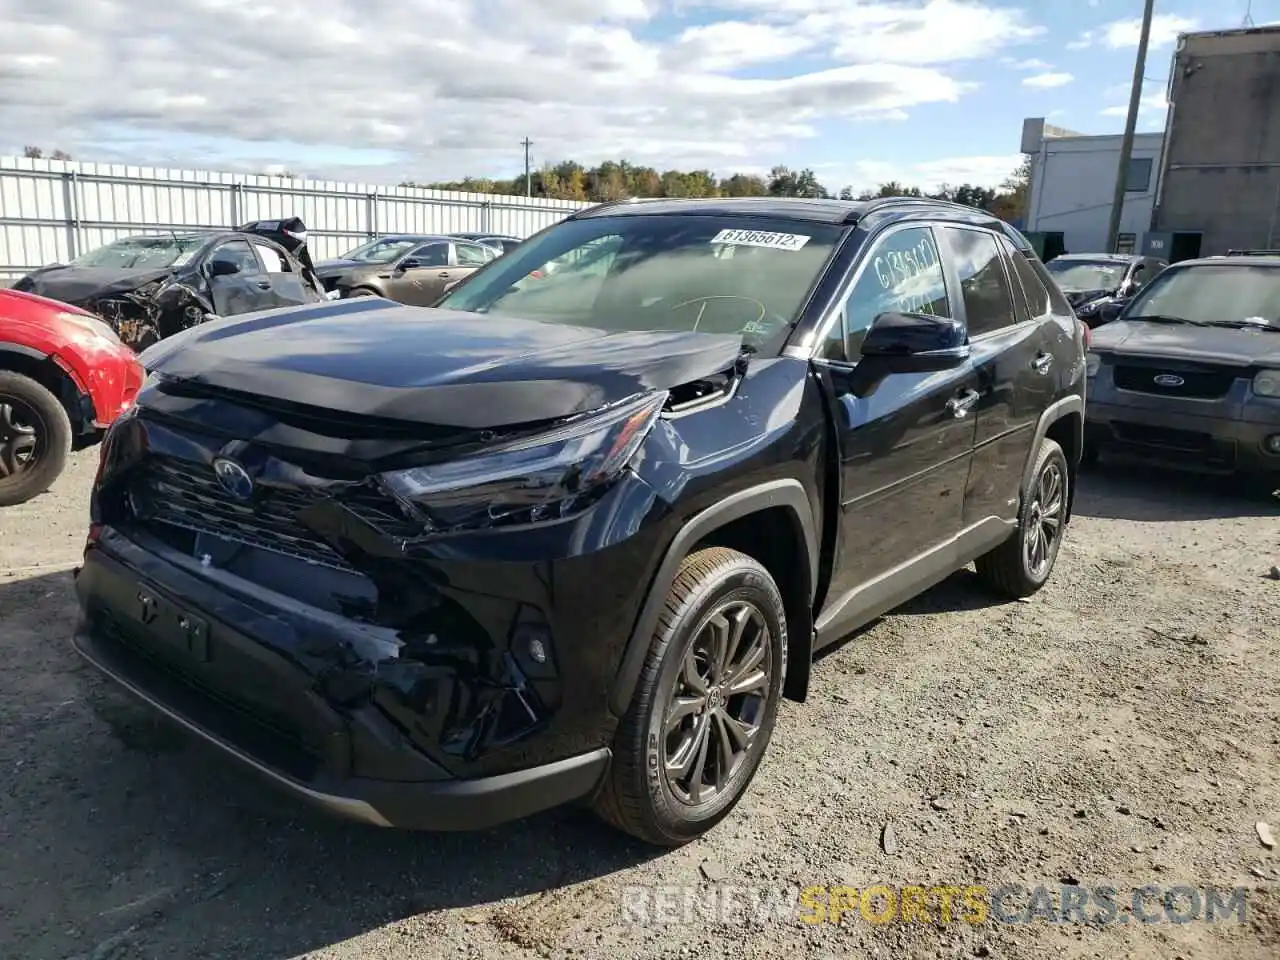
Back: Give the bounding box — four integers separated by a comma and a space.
73, 236, 203, 269
1125, 263, 1280, 329
436, 214, 846, 352
339, 238, 426, 263
1045, 259, 1127, 292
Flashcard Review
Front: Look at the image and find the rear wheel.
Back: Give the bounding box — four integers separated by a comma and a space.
0, 371, 72, 507
975, 437, 1069, 599
594, 547, 786, 846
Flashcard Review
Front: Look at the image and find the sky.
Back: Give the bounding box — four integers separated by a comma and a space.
1, 0, 1278, 194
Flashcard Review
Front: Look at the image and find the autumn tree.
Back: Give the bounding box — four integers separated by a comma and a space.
418, 157, 1030, 222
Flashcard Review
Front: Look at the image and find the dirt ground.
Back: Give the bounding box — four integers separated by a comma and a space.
1, 451, 1277, 960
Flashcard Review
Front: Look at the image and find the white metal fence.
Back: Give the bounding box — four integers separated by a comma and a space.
0, 157, 591, 282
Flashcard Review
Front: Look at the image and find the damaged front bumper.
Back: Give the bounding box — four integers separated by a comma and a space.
72, 534, 612, 830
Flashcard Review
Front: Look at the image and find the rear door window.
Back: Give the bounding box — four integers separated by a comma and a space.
942, 227, 1018, 337
1001, 237, 1053, 319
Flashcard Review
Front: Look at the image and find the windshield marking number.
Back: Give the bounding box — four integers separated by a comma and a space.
711, 229, 811, 251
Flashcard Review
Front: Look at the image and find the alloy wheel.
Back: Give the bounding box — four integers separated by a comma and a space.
661, 600, 773, 806
1023, 458, 1065, 580
0, 395, 41, 480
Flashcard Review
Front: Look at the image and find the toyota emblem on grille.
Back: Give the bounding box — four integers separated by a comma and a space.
1153, 374, 1185, 387
212, 457, 254, 500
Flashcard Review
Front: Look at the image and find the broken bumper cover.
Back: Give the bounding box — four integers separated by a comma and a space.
71, 545, 611, 831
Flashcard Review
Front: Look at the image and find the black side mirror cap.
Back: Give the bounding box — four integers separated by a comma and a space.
208, 259, 239, 277
861, 311, 970, 373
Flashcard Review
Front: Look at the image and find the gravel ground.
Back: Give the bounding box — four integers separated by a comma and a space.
1, 451, 1278, 960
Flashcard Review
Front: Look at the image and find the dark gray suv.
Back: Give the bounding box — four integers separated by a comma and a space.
1084, 253, 1280, 481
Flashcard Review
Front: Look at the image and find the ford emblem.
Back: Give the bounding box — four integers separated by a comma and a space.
1153, 374, 1185, 387
212, 457, 254, 500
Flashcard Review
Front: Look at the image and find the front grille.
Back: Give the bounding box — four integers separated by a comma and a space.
1113, 365, 1238, 399
127, 455, 423, 571
1111, 421, 1210, 450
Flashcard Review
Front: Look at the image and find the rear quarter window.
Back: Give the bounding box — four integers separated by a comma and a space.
1024, 255, 1073, 315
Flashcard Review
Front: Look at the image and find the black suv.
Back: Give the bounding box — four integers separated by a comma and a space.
73, 197, 1086, 846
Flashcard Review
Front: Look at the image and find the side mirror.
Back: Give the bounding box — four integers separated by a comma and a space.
860, 311, 970, 373
399, 257, 422, 270
208, 259, 239, 277
1097, 300, 1126, 325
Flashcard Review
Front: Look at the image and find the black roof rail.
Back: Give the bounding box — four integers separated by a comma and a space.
1225, 249, 1280, 256
841, 194, 1006, 224
564, 197, 657, 221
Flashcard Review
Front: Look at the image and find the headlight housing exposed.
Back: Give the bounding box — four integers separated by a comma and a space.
1253, 369, 1280, 398
57, 310, 123, 347
1086, 352, 1102, 377
380, 391, 667, 535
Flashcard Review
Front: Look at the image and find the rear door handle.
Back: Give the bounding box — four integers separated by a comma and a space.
946, 388, 980, 418
254, 279, 271, 290
438, 271, 452, 278
1032, 352, 1053, 374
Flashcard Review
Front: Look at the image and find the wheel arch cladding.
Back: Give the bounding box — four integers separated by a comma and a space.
1028, 396, 1084, 523
608, 479, 819, 716
0, 345, 88, 429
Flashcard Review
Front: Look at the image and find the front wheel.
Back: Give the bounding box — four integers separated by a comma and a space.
594, 547, 787, 846
0, 371, 72, 507
975, 437, 1069, 598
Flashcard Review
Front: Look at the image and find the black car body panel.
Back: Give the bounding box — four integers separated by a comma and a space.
1085, 256, 1280, 477
74, 196, 1086, 831
12, 218, 324, 350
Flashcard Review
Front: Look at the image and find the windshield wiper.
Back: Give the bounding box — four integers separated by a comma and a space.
1126, 314, 1211, 326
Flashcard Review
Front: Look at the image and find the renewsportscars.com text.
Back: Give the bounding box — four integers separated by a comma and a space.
618, 883, 1249, 927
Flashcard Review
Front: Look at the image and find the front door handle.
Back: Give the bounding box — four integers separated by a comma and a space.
254, 279, 272, 290
1031, 352, 1053, 374
946, 388, 980, 418
438, 271, 452, 278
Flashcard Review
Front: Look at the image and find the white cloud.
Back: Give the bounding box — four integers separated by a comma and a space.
0, 0, 1038, 185
670, 21, 815, 70
1100, 92, 1170, 117
1069, 13, 1198, 51
1023, 71, 1073, 89
1007, 57, 1052, 70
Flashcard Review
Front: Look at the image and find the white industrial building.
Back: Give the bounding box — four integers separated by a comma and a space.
1020, 117, 1165, 257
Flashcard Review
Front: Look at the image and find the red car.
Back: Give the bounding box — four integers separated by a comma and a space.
0, 289, 143, 506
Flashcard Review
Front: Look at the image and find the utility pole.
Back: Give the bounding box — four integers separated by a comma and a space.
1106, 0, 1156, 252
521, 137, 532, 197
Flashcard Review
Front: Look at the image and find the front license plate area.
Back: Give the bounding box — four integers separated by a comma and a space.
129, 585, 210, 663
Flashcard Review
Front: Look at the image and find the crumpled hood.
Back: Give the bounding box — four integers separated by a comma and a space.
16, 264, 174, 306
1064, 288, 1115, 308
140, 297, 745, 428
1091, 319, 1280, 366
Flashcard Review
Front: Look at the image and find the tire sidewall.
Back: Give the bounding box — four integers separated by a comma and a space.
1020, 441, 1069, 587
0, 373, 72, 507
641, 563, 787, 840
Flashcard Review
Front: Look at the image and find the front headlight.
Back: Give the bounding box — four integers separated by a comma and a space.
380, 391, 667, 535
57, 310, 123, 347
1086, 352, 1101, 377
1253, 369, 1280, 397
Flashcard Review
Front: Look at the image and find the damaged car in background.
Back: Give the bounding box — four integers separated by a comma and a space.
11, 218, 325, 351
